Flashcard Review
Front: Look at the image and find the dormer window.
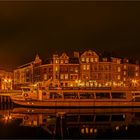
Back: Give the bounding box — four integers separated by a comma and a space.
65, 60, 68, 63
81, 58, 85, 62
86, 58, 89, 63
55, 60, 59, 64
90, 58, 94, 62
95, 58, 98, 62
60, 60, 63, 64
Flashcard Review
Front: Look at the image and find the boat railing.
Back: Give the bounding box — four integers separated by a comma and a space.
49, 87, 112, 90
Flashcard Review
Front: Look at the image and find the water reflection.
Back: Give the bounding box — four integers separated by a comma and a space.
1, 108, 140, 139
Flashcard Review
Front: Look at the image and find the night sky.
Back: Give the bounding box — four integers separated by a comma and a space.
0, 1, 140, 70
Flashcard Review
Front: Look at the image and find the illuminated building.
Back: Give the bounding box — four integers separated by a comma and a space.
0, 70, 13, 90
13, 50, 140, 89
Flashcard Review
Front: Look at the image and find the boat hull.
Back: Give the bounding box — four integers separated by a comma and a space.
12, 99, 140, 108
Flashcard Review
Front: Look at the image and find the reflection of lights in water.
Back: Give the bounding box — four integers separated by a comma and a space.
81, 128, 84, 134
90, 128, 93, 133
125, 126, 128, 130
115, 126, 119, 131
94, 128, 97, 133
85, 128, 89, 134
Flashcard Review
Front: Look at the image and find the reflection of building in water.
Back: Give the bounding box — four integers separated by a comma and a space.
9, 108, 140, 138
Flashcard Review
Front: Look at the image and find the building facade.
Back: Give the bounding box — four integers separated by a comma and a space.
13, 50, 140, 89
0, 70, 13, 90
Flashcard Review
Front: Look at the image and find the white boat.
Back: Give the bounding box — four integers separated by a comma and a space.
10, 84, 140, 108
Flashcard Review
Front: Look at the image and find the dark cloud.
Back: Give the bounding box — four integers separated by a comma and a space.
0, 1, 139, 69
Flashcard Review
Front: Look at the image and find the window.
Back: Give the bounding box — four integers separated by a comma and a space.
44, 74, 47, 80
86, 58, 89, 63
117, 60, 121, 64
81, 58, 85, 62
65, 60, 68, 63
65, 74, 68, 80
95, 58, 98, 62
55, 60, 59, 64
55, 67, 58, 71
60, 74, 64, 80
90, 58, 94, 62
111, 92, 126, 99
124, 65, 127, 69
75, 68, 78, 73
87, 65, 90, 70
83, 65, 86, 70
124, 71, 126, 75
117, 75, 120, 80
96, 92, 110, 99
60, 60, 63, 64
118, 67, 121, 72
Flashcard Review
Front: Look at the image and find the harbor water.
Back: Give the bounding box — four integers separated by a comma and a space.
1, 104, 140, 139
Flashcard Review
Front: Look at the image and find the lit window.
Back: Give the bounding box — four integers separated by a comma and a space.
136, 72, 138, 77
60, 74, 64, 79
81, 58, 85, 62
86, 58, 89, 63
87, 65, 90, 70
86, 82, 89, 87
81, 128, 85, 134
90, 58, 94, 62
55, 60, 59, 64
95, 58, 98, 62
124, 65, 126, 69
118, 67, 121, 72
65, 74, 68, 79
65, 60, 68, 63
124, 71, 126, 75
83, 65, 86, 70
44, 74, 47, 80
118, 75, 120, 80
124, 77, 126, 81
60, 60, 63, 64
55, 67, 58, 71
75, 68, 78, 73
117, 60, 121, 64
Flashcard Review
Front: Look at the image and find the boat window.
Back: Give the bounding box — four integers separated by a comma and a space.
22, 88, 30, 92
66, 115, 79, 122
64, 92, 78, 99
95, 115, 110, 122
134, 97, 140, 102
80, 115, 94, 122
50, 92, 62, 99
111, 114, 125, 121
95, 92, 110, 99
80, 92, 94, 99
111, 92, 126, 99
